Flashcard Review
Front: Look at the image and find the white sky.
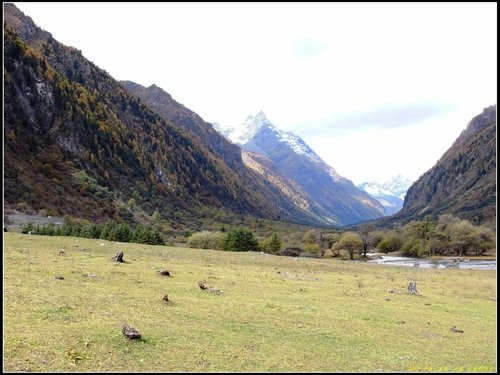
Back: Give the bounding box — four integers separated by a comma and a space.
12, 2, 497, 184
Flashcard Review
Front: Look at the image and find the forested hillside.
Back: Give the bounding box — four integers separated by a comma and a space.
374, 105, 496, 228
4, 3, 322, 231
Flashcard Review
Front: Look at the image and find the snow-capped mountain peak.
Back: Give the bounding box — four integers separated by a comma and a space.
357, 175, 413, 215
382, 174, 413, 199
212, 111, 386, 225
357, 181, 395, 198
211, 122, 234, 139
237, 111, 276, 144
213, 111, 275, 144
213, 112, 343, 180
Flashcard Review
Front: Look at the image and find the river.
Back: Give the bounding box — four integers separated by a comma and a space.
365, 255, 496, 270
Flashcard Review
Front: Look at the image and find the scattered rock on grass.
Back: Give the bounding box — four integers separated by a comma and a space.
112, 251, 124, 262
122, 324, 141, 339
158, 269, 171, 276
198, 281, 222, 294
449, 326, 464, 333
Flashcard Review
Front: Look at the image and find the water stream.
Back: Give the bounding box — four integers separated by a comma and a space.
365, 255, 496, 270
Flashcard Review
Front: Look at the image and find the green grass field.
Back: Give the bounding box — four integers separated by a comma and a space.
3, 233, 497, 372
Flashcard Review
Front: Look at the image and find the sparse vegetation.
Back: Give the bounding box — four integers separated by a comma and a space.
3, 232, 496, 372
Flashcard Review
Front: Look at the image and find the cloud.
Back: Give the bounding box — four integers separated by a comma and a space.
293, 38, 327, 58
291, 101, 458, 136
331, 102, 458, 129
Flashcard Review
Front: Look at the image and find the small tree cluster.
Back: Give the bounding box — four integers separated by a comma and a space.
25, 221, 165, 245
301, 229, 329, 257
372, 214, 495, 257
334, 231, 364, 259
222, 228, 260, 252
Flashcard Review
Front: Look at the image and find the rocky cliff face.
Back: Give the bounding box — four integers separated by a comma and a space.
397, 105, 496, 224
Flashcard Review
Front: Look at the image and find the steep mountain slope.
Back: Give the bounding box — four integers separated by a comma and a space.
402, 105, 496, 223
3, 3, 322, 227
376, 105, 496, 227
357, 175, 413, 215
119, 81, 243, 170
241, 150, 334, 225
118, 81, 329, 225
215, 112, 387, 226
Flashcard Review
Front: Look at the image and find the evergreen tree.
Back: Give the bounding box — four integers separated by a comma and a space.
222, 228, 260, 252
269, 233, 282, 253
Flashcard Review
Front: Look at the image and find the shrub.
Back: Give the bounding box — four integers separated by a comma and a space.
222, 228, 260, 252
20, 222, 35, 234
260, 233, 282, 254
187, 231, 225, 250
401, 238, 428, 257
377, 232, 403, 254
303, 242, 321, 256
277, 247, 302, 257
335, 231, 363, 259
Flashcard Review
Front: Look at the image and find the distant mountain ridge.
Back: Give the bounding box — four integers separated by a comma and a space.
214, 112, 387, 226
357, 175, 413, 215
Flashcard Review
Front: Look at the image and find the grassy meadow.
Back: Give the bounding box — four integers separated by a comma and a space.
3, 232, 497, 372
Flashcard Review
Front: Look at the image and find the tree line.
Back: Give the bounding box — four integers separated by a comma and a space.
334, 214, 495, 258
186, 214, 495, 258
20, 221, 165, 246
18, 214, 495, 258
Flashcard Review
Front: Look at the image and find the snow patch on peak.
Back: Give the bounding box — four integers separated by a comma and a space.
360, 183, 395, 198
211, 122, 236, 141
325, 164, 343, 182
236, 111, 276, 144
382, 175, 413, 199
277, 131, 322, 162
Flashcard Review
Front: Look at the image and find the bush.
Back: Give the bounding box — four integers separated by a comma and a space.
80, 224, 102, 239
222, 228, 260, 252
187, 231, 225, 250
303, 242, 322, 257
335, 231, 363, 259
132, 225, 165, 245
260, 233, 282, 254
377, 232, 403, 254
401, 238, 428, 257
20, 222, 35, 234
